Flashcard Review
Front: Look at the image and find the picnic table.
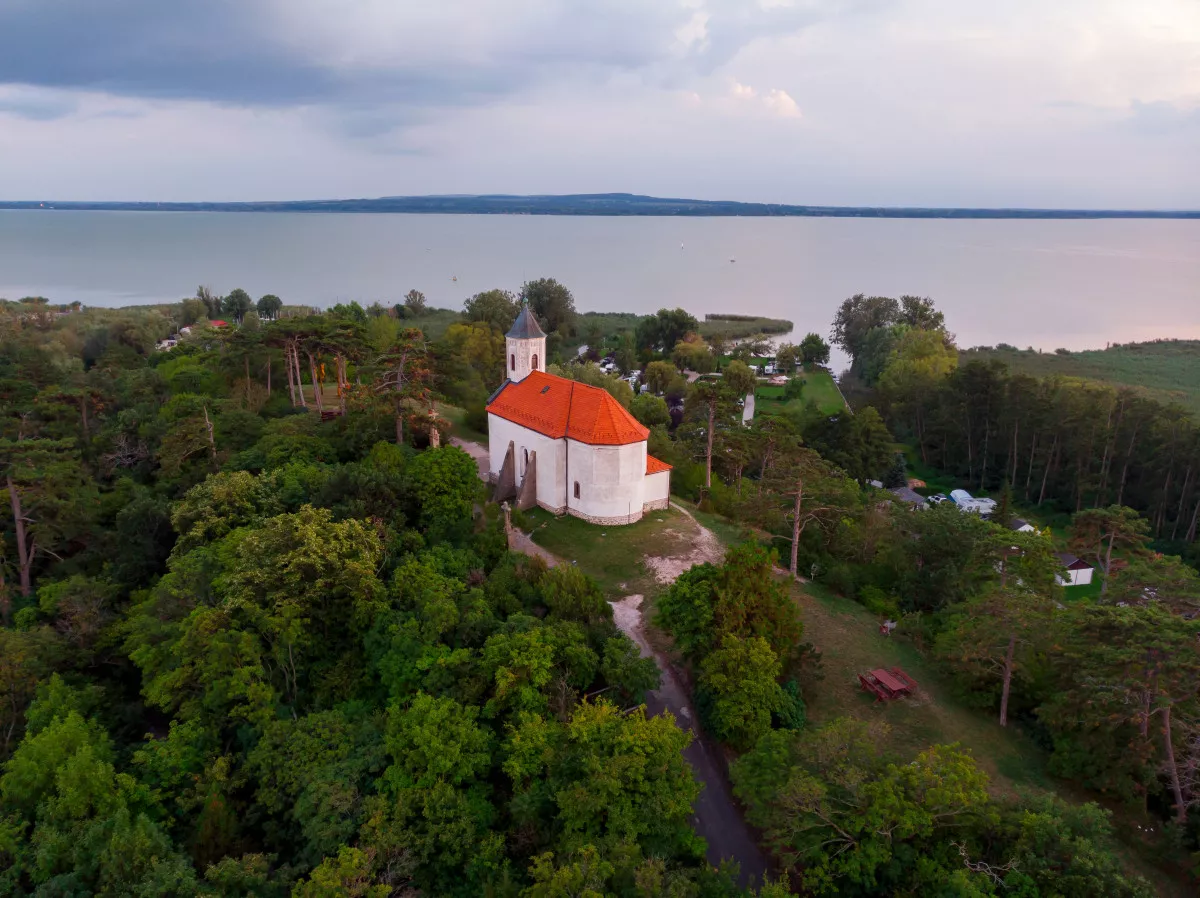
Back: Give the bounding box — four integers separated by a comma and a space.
859, 666, 917, 702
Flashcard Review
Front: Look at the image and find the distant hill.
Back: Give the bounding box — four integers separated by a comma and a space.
2, 193, 1198, 218
961, 340, 1200, 415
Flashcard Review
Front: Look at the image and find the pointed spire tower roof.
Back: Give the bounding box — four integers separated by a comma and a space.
506, 302, 546, 340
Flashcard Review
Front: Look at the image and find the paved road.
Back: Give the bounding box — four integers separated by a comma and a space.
742, 391, 755, 425
610, 595, 770, 888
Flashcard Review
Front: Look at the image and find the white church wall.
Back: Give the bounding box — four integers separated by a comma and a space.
486, 414, 567, 513
566, 439, 647, 525
643, 470, 670, 511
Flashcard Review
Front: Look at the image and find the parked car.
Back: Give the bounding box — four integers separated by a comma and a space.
763, 362, 776, 375
928, 494, 949, 504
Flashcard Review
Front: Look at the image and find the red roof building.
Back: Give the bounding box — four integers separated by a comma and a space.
487, 312, 671, 526
486, 371, 649, 446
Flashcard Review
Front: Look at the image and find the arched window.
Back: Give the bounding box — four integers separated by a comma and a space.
531, 353, 539, 371
510, 353, 515, 372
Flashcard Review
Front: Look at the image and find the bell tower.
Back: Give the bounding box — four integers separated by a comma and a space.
505, 302, 547, 383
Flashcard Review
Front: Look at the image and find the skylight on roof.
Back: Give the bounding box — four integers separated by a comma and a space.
541, 385, 551, 393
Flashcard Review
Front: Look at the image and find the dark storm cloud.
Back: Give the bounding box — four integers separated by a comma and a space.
0, 0, 336, 104
0, 0, 853, 111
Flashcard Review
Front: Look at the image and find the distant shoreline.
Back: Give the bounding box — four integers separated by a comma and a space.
2, 193, 1197, 219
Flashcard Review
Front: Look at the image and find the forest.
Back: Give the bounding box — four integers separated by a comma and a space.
0, 282, 1197, 896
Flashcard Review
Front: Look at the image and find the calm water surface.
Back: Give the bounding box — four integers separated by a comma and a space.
2, 211, 1198, 361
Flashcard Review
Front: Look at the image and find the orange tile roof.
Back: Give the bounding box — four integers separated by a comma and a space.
486, 371, 650, 446
645, 455, 673, 475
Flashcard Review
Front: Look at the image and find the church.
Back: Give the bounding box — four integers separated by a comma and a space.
486, 305, 671, 525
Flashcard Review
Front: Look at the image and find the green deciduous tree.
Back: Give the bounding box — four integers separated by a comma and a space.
635, 309, 699, 354
463, 289, 520, 332
698, 636, 783, 750
732, 718, 993, 895
406, 446, 482, 543
222, 288, 255, 324
404, 289, 428, 316
522, 278, 577, 337
798, 332, 830, 367
256, 294, 283, 320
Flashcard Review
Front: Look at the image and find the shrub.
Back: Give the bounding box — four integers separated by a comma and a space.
464, 399, 488, 434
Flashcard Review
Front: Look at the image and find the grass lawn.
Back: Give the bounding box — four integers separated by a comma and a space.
963, 341, 1200, 417
438, 402, 488, 444
1062, 577, 1104, 601
795, 581, 1051, 794
755, 369, 846, 418
673, 497, 760, 548
524, 505, 702, 600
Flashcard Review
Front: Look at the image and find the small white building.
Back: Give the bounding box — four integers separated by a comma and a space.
949, 489, 997, 516
487, 305, 671, 525
1009, 518, 1036, 533
1056, 553, 1094, 586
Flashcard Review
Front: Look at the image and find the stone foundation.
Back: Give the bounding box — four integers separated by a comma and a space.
642, 498, 670, 512
566, 507, 644, 526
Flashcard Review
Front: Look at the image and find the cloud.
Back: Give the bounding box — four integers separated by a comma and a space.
0, 85, 77, 121
1126, 99, 1200, 134
0, 0, 835, 112
763, 88, 801, 118
0, 0, 1197, 206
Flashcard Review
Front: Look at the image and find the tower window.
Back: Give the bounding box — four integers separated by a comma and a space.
573, 481, 580, 499
510, 353, 515, 372
522, 448, 529, 476
531, 353, 539, 371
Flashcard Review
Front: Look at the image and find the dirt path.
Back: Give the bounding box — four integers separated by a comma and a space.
642, 502, 726, 583
508, 528, 560, 567
449, 435, 490, 480
610, 594, 769, 888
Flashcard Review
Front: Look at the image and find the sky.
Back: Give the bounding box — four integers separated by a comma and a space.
1, 0, 1198, 208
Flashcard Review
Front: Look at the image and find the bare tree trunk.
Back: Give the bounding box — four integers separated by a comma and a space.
1009, 420, 1019, 485
307, 352, 324, 414
790, 480, 804, 577
292, 345, 307, 408
1024, 432, 1038, 500
1101, 531, 1115, 596
1172, 466, 1193, 542
999, 634, 1016, 727
337, 355, 347, 416
202, 406, 218, 470
705, 400, 715, 489
80, 396, 89, 440
6, 475, 31, 597
1038, 434, 1057, 506
1116, 423, 1139, 506
394, 399, 404, 446
1161, 705, 1188, 824
1187, 494, 1200, 544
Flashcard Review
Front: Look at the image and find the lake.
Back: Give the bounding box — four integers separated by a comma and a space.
2, 211, 1198, 367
